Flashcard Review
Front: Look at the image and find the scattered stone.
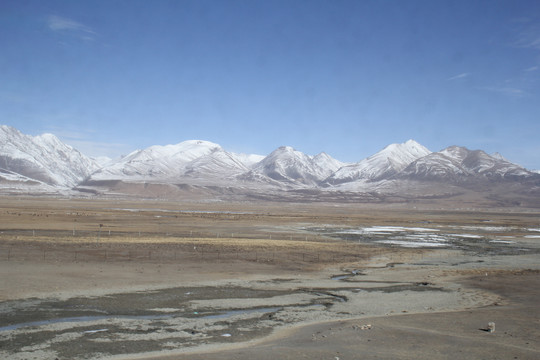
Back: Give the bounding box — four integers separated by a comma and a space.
353, 324, 372, 330
487, 322, 495, 333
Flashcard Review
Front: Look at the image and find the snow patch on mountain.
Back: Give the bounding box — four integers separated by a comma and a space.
89, 140, 266, 185
325, 140, 431, 185
0, 125, 100, 187
90, 140, 220, 180
247, 146, 346, 186
400, 145, 533, 180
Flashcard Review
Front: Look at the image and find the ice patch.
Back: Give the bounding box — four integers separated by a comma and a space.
489, 239, 515, 244
377, 240, 446, 248
343, 226, 439, 234
451, 226, 513, 232
449, 233, 483, 239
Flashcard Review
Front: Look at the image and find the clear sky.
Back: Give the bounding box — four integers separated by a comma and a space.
1, 0, 540, 169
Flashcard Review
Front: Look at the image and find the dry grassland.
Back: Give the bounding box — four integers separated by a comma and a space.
1, 196, 538, 265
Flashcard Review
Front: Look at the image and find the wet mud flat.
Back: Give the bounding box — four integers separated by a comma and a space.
173, 270, 540, 360
0, 286, 290, 359
307, 223, 540, 255
0, 274, 460, 359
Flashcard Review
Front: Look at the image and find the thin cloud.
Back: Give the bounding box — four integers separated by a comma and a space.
479, 86, 527, 97
513, 18, 540, 50
524, 65, 538, 72
447, 73, 470, 81
46, 15, 97, 40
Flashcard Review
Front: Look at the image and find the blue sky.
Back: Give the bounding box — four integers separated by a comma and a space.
1, 0, 540, 169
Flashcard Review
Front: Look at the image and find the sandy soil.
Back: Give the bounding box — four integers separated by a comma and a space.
0, 197, 539, 359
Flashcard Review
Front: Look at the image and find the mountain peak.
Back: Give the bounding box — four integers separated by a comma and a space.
0, 126, 99, 187
251, 146, 340, 186
399, 144, 534, 181
324, 140, 431, 185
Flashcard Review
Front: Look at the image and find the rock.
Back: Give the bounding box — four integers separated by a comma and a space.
353, 324, 372, 330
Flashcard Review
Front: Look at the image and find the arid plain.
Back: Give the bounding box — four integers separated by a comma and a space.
1, 196, 539, 359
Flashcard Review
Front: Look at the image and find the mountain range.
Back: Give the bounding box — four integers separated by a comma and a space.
1, 125, 539, 206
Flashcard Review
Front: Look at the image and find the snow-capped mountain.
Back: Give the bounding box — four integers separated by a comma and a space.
1, 125, 538, 204
324, 140, 431, 185
87, 140, 264, 184
89, 140, 221, 181
0, 125, 99, 187
312, 152, 348, 176
245, 146, 346, 186
399, 146, 533, 181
